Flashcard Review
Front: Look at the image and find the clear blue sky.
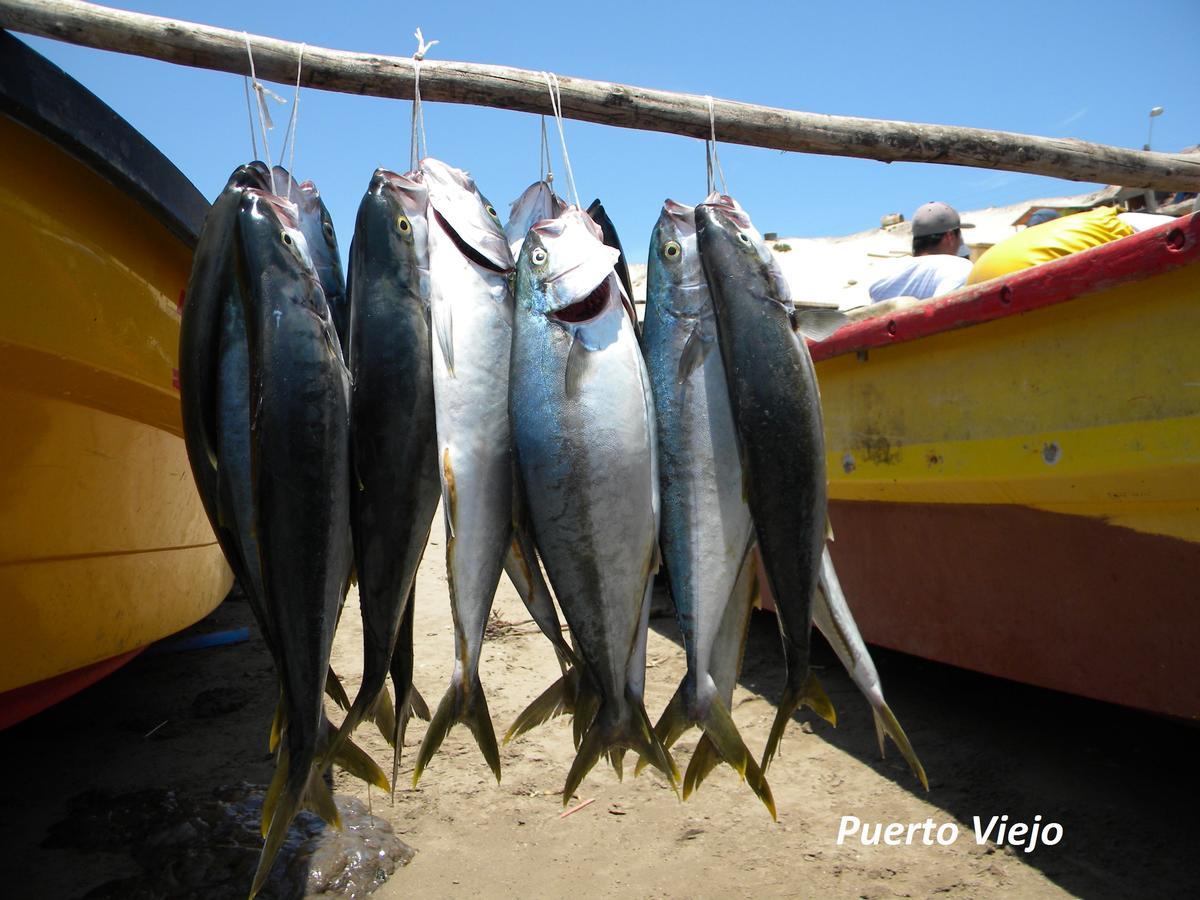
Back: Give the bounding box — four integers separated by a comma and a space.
17, 0, 1200, 263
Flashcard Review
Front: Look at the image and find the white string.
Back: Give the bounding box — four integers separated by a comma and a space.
410, 28, 438, 170
705, 95, 729, 196
244, 33, 286, 195
539, 115, 555, 186
243, 76, 259, 161
542, 72, 579, 208
277, 42, 306, 195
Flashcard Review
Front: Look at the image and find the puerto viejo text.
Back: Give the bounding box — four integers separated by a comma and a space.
836, 816, 1062, 853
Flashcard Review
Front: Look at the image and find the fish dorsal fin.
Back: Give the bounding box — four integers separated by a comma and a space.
791, 306, 849, 341
565, 332, 591, 399
676, 323, 713, 386
433, 299, 454, 377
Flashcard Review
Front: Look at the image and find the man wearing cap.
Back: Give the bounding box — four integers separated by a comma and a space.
868, 201, 974, 302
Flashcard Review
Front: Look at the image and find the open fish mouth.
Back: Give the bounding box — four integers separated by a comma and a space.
431, 208, 510, 273
550, 274, 611, 324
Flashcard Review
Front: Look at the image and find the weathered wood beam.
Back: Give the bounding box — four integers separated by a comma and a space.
3, 0, 1199, 191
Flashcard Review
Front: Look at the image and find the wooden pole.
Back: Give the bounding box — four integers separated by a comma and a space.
3, 0, 1199, 192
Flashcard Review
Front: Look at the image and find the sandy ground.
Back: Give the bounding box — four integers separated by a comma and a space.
2, 526, 1196, 899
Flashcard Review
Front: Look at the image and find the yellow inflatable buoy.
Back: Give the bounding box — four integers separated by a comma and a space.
967, 206, 1134, 284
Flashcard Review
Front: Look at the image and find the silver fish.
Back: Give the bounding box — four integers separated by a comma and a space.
412, 158, 514, 784
640, 198, 772, 814
510, 206, 677, 802
505, 178, 564, 259
813, 548, 928, 789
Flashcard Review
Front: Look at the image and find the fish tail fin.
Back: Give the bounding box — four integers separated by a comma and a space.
331, 735, 390, 794
634, 681, 690, 776
504, 667, 582, 744
319, 681, 382, 774
251, 756, 342, 899
267, 694, 284, 754
410, 686, 431, 722
317, 715, 389, 793
873, 706, 928, 791
413, 674, 501, 785
324, 665, 351, 711
761, 669, 837, 774
562, 696, 678, 805
572, 685, 599, 750
685, 734, 721, 795
686, 693, 776, 819
369, 688, 398, 747
389, 686, 419, 801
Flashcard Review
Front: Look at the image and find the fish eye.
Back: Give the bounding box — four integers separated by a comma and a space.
397, 215, 412, 234
737, 232, 751, 244
280, 231, 293, 246
322, 221, 335, 242
664, 240, 681, 259
486, 205, 499, 219
531, 247, 548, 265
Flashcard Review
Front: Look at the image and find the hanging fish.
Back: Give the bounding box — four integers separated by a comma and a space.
694, 195, 843, 774
640, 198, 773, 814
505, 178, 564, 258
412, 158, 515, 784
325, 169, 440, 788
237, 189, 353, 898
274, 165, 349, 357
510, 206, 677, 801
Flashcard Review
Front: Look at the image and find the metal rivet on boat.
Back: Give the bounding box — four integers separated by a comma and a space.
1165, 228, 1186, 251
1043, 441, 1061, 465
1000, 286, 1013, 305
843, 453, 856, 473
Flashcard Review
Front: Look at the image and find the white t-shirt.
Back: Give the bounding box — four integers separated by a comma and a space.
868, 255, 972, 303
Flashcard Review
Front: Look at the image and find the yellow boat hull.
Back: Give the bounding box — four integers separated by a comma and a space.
0, 41, 230, 722
810, 214, 1200, 718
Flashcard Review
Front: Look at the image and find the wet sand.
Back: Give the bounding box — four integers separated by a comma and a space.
1, 529, 1195, 898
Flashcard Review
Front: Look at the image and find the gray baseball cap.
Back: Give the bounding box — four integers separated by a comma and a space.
912, 201, 975, 237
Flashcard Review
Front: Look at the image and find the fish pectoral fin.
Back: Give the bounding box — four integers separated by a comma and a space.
676, 324, 714, 386
792, 306, 849, 341
432, 298, 454, 376
873, 705, 929, 791
565, 332, 592, 399
440, 449, 457, 539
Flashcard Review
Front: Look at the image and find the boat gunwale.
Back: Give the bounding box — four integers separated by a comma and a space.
811, 211, 1199, 362
0, 29, 207, 248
